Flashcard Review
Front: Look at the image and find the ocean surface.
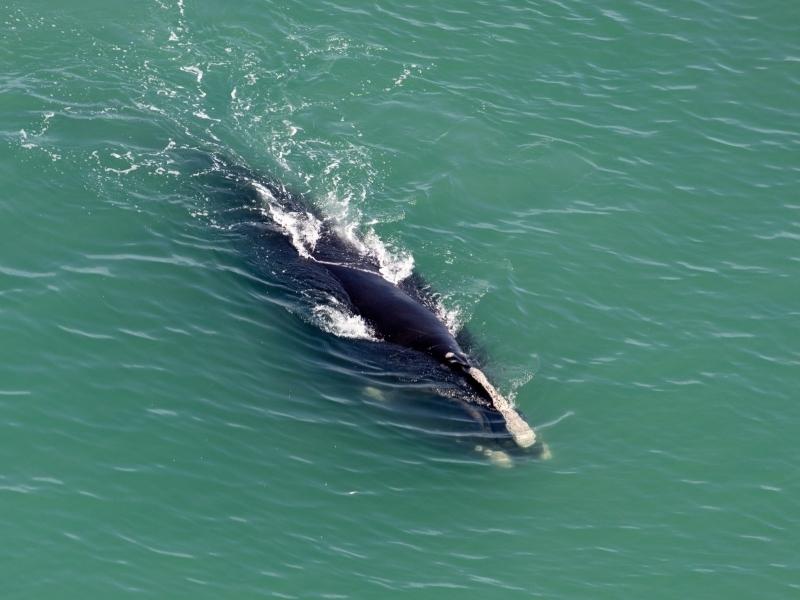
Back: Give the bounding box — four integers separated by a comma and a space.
2, 1, 799, 598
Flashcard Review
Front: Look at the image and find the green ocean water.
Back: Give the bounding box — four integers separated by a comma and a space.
2, 0, 799, 598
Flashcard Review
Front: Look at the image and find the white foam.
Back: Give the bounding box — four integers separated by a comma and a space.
334, 224, 414, 284
264, 179, 414, 286
252, 182, 322, 259
433, 298, 463, 335
363, 229, 414, 284
313, 300, 377, 341
180, 65, 203, 83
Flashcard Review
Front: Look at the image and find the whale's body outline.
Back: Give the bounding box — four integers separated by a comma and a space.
205, 157, 538, 451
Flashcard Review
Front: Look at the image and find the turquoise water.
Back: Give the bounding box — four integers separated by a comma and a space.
2, 1, 799, 597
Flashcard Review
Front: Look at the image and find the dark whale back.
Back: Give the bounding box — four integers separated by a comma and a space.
323, 263, 469, 367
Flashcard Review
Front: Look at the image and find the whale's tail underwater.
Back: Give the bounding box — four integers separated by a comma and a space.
197, 154, 547, 460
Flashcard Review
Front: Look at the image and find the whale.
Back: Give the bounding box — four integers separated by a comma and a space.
320, 261, 536, 448
201, 156, 540, 453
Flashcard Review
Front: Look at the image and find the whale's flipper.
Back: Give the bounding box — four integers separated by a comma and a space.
465, 367, 536, 448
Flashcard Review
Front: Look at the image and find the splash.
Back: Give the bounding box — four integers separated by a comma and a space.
339, 226, 414, 284
312, 300, 377, 341
363, 229, 414, 284
251, 182, 322, 259
433, 297, 464, 335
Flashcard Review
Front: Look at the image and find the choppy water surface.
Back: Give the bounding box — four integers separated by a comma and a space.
2, 1, 799, 598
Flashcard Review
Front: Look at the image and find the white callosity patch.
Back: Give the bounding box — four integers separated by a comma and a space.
478, 446, 514, 468
362, 387, 386, 401
467, 367, 536, 448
